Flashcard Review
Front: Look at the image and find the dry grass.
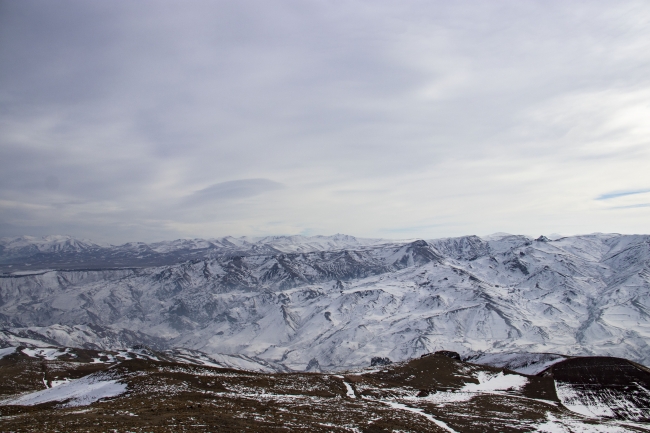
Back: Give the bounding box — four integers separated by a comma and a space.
1, 349, 648, 432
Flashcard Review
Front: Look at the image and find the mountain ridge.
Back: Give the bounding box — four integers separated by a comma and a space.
1, 232, 649, 373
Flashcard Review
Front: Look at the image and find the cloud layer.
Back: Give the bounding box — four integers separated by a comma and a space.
1, 0, 649, 242
188, 179, 284, 203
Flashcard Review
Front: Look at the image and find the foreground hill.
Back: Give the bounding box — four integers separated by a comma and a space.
1, 233, 650, 370
1, 347, 649, 432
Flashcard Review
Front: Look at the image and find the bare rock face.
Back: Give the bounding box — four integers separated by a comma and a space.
305, 358, 321, 372
433, 351, 461, 361
370, 357, 391, 366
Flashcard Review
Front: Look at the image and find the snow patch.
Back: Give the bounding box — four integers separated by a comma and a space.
20, 347, 72, 360
343, 382, 356, 398
406, 391, 473, 405
0, 347, 17, 358
0, 374, 127, 407
461, 371, 528, 393
554, 382, 615, 418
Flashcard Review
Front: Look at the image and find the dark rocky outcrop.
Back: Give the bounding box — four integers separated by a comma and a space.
370, 356, 391, 366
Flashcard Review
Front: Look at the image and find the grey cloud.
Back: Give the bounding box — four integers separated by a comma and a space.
1, 1, 650, 241
188, 179, 284, 203
0, 140, 155, 203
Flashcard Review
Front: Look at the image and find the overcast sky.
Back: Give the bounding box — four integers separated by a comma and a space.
1, 0, 649, 243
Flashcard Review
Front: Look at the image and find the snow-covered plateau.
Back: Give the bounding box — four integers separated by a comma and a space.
1, 232, 649, 371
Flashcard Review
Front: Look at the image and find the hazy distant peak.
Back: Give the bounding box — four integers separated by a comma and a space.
480, 232, 521, 241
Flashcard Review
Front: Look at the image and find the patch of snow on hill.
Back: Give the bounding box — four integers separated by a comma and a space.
555, 382, 616, 418
461, 372, 528, 392
0, 347, 17, 359
0, 374, 126, 407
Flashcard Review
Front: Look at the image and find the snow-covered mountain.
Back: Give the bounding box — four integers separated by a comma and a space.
0, 233, 392, 272
0, 235, 102, 257
1, 232, 649, 371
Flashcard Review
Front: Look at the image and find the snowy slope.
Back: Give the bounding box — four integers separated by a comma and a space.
1, 233, 649, 371
0, 235, 102, 260
0, 373, 126, 407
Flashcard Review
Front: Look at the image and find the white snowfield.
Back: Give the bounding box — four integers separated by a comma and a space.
1, 232, 650, 371
460, 371, 528, 393
0, 374, 126, 407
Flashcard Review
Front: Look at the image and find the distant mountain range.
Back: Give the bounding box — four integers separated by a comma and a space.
1, 232, 649, 371
0, 233, 387, 272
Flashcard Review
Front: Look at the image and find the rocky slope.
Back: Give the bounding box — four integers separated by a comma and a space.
2, 348, 649, 432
